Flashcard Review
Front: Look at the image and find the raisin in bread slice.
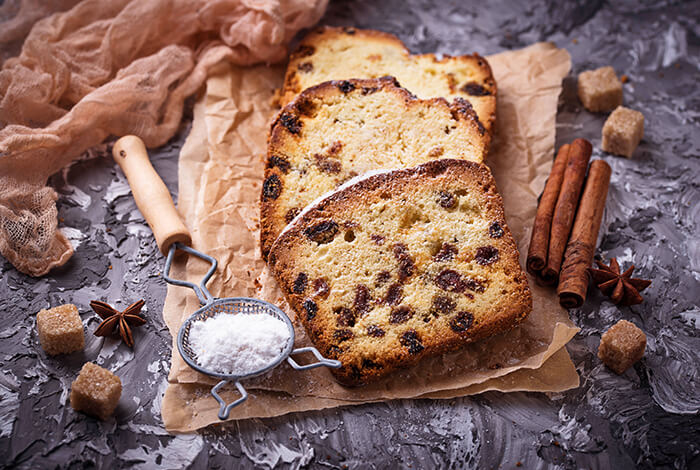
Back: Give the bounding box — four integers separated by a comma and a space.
261, 76, 488, 259
268, 159, 532, 386
279, 26, 496, 136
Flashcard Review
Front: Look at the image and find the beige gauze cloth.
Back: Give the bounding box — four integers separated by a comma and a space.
160, 42, 580, 432
0, 0, 327, 276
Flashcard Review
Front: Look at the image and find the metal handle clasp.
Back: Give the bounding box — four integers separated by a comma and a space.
163, 242, 217, 306
286, 347, 342, 371
211, 380, 248, 420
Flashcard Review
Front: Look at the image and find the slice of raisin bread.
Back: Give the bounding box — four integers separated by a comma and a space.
268, 159, 532, 386
261, 76, 489, 259
279, 26, 497, 136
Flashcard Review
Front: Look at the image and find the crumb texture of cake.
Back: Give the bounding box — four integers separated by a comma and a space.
268, 159, 532, 386
261, 76, 490, 258
577, 66, 623, 112
598, 319, 646, 374
602, 106, 644, 158
70, 362, 122, 420
280, 26, 497, 136
36, 304, 85, 355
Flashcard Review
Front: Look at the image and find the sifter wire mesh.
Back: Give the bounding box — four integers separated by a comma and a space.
177, 298, 296, 381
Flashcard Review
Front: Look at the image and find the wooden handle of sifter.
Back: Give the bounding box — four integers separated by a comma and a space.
112, 135, 191, 254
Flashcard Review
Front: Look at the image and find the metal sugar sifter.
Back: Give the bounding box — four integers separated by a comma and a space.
112, 136, 341, 420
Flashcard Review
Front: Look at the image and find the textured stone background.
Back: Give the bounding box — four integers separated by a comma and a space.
1, 0, 699, 468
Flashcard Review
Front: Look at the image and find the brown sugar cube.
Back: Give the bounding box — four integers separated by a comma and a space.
36, 304, 85, 355
598, 320, 646, 374
602, 106, 645, 158
70, 362, 122, 420
578, 66, 623, 112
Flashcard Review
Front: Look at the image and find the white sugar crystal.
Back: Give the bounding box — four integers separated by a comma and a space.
188, 313, 291, 375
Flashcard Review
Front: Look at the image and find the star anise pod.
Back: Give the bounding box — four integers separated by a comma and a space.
588, 258, 651, 306
90, 299, 146, 347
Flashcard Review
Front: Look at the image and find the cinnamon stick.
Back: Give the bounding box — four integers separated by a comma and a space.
526, 144, 571, 275
540, 138, 592, 285
558, 159, 612, 308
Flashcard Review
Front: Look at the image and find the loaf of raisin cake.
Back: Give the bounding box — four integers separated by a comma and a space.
268, 159, 532, 386
261, 76, 489, 259
278, 26, 497, 136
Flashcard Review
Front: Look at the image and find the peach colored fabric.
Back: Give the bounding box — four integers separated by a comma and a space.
0, 0, 327, 276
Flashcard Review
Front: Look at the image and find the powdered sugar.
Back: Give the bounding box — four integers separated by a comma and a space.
279, 167, 402, 238
188, 313, 291, 375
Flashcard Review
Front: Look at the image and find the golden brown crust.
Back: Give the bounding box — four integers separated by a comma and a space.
280, 26, 497, 137
268, 159, 532, 386
261, 76, 490, 259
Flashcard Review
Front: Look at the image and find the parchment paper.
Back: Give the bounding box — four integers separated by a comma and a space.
163, 347, 578, 432
161, 42, 579, 431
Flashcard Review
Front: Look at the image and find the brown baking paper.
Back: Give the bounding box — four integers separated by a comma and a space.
161, 42, 578, 432
163, 347, 578, 432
